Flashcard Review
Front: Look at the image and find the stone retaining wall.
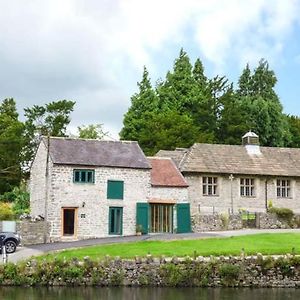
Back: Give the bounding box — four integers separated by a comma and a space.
256, 213, 300, 229
5, 255, 300, 287
192, 212, 300, 232
191, 214, 243, 232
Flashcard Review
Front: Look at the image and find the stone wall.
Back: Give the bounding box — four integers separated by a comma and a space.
16, 220, 50, 245
0, 220, 50, 245
192, 213, 243, 232
11, 254, 300, 287
256, 212, 300, 229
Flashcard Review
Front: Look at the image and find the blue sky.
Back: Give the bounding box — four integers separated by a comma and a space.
0, 0, 299, 138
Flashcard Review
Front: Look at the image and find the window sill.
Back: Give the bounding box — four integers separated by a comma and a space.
202, 194, 219, 197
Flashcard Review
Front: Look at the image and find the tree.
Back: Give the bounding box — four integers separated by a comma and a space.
120, 66, 159, 141
23, 100, 75, 169
236, 60, 290, 147
157, 48, 194, 112
134, 110, 200, 155
78, 124, 107, 139
0, 98, 25, 194
286, 115, 300, 148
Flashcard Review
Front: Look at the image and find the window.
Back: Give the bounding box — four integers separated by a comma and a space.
73, 169, 95, 183
107, 180, 124, 199
240, 178, 255, 197
202, 177, 218, 196
277, 179, 290, 198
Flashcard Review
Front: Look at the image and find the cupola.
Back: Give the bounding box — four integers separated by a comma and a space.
242, 131, 261, 155
242, 131, 259, 146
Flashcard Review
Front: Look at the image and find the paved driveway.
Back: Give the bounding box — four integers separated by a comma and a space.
6, 228, 300, 263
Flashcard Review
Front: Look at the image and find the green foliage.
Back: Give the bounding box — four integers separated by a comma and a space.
236, 60, 290, 147
286, 115, 300, 148
0, 202, 15, 220
274, 256, 293, 276
268, 207, 294, 223
121, 51, 290, 154
77, 124, 107, 139
0, 184, 30, 217
219, 263, 241, 286
220, 213, 229, 230
23, 99, 75, 170
0, 98, 25, 194
11, 185, 30, 216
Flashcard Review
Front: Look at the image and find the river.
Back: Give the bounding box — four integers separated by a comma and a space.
1, 287, 300, 300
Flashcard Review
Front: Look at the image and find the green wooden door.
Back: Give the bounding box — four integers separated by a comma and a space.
176, 203, 191, 233
109, 207, 123, 235
136, 203, 149, 234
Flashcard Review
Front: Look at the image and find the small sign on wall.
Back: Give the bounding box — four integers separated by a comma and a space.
80, 214, 86, 219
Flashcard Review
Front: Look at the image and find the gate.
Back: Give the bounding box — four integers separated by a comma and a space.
242, 211, 256, 228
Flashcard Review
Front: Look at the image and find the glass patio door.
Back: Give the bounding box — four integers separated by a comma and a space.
150, 204, 173, 233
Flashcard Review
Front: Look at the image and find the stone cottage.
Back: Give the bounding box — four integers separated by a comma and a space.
30, 137, 151, 241
157, 132, 300, 215
30, 137, 193, 241
136, 157, 190, 234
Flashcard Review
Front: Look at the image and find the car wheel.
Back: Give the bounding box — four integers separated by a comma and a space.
5, 240, 16, 254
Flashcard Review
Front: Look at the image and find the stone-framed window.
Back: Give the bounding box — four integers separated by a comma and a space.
240, 178, 255, 197
202, 176, 218, 196
277, 179, 290, 198
73, 169, 95, 183
107, 180, 124, 200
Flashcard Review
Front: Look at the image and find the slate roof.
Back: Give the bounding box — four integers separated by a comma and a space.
43, 137, 151, 169
148, 157, 188, 187
155, 148, 188, 167
179, 143, 300, 177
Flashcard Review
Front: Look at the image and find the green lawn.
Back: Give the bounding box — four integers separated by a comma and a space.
41, 233, 300, 261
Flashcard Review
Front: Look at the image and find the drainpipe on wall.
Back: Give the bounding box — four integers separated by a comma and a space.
44, 135, 50, 244
265, 178, 268, 212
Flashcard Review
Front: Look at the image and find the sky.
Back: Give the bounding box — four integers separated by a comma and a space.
0, 0, 300, 139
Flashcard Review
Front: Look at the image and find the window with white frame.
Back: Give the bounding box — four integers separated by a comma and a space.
240, 178, 255, 197
202, 177, 218, 196
277, 179, 291, 198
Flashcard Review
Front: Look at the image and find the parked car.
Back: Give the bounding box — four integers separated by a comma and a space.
0, 232, 21, 254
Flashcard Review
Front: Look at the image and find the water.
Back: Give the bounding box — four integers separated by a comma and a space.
0, 287, 300, 300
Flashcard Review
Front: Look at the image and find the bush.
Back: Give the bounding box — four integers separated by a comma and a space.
268, 207, 294, 224
0, 202, 15, 220
0, 184, 30, 217
219, 263, 241, 286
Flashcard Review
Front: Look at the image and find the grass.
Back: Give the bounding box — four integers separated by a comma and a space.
39, 233, 300, 261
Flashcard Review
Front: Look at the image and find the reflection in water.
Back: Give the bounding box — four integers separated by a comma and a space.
1, 287, 300, 300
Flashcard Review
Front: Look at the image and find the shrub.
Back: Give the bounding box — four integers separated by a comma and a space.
11, 185, 30, 216
220, 213, 229, 230
219, 263, 241, 286
0, 202, 15, 220
268, 207, 294, 224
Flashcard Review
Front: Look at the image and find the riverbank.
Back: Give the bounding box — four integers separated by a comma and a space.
1, 254, 300, 287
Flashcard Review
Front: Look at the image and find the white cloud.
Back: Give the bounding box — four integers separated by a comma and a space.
0, 0, 299, 138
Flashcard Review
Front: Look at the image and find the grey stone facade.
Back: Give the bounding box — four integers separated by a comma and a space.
30, 139, 152, 241
186, 174, 300, 216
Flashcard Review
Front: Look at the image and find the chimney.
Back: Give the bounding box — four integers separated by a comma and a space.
242, 131, 261, 155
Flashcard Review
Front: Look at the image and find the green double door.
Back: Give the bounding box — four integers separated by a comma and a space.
109, 207, 123, 235
136, 203, 191, 234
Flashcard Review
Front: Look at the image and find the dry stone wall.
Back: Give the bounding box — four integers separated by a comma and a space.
6, 255, 300, 287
